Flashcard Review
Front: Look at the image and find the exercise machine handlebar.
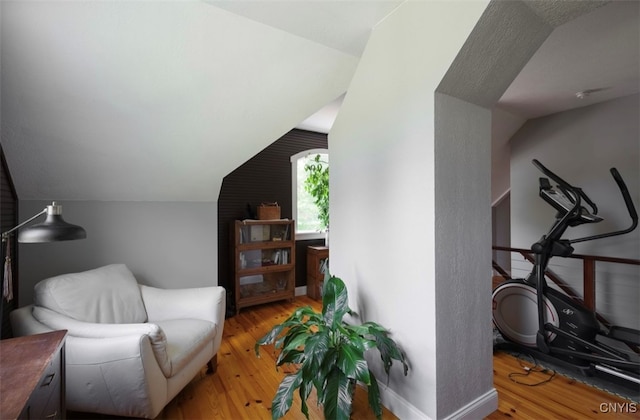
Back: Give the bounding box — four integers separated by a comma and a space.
531, 159, 638, 245
571, 166, 638, 244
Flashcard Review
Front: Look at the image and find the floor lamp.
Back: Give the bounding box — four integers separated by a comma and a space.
1, 202, 86, 335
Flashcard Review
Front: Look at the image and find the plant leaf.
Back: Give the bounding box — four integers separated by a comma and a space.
367, 326, 408, 376
276, 348, 304, 366
291, 305, 323, 322
303, 154, 330, 229
367, 369, 383, 419
337, 343, 370, 385
271, 370, 303, 420
302, 328, 330, 374
322, 276, 350, 328
299, 380, 311, 419
280, 325, 310, 351
256, 305, 323, 356
316, 347, 339, 402
322, 367, 354, 420
256, 324, 284, 352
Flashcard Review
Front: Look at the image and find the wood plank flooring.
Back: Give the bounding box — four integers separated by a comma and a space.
71, 296, 639, 419
157, 297, 397, 420
488, 351, 638, 419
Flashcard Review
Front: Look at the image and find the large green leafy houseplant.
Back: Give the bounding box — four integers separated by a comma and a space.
304, 154, 329, 230
255, 275, 408, 420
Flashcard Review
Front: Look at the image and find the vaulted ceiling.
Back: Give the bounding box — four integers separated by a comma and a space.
2, 1, 399, 201
1, 1, 637, 203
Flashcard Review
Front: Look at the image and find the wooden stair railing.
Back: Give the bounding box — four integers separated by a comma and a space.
492, 246, 640, 329
491, 260, 511, 281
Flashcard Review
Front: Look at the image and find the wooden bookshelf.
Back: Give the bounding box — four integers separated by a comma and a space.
230, 219, 295, 314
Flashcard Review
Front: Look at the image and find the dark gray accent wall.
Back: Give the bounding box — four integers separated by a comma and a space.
1, 145, 19, 338
218, 129, 327, 310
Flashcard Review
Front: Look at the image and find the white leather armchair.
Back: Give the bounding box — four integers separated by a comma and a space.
10, 264, 225, 419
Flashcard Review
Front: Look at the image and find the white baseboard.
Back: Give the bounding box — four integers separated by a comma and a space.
378, 381, 432, 420
442, 388, 498, 420
292, 286, 497, 420
378, 383, 498, 420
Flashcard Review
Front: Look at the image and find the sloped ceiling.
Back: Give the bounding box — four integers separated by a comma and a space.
0, 1, 399, 202
2, 1, 636, 203
205, 1, 403, 57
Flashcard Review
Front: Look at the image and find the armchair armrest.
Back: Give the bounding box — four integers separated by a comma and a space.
10, 305, 52, 336
33, 306, 164, 339
32, 306, 172, 376
140, 285, 226, 326
141, 285, 226, 355
64, 334, 167, 417
12, 305, 168, 417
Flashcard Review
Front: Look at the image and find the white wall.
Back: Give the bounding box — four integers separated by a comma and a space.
510, 94, 640, 329
328, 0, 603, 417
18, 200, 218, 306
491, 108, 526, 205
492, 195, 511, 274
330, 2, 494, 419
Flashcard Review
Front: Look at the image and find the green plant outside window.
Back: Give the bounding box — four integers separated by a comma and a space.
297, 153, 329, 232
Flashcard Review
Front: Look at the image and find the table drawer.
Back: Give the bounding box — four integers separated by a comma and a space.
20, 346, 63, 419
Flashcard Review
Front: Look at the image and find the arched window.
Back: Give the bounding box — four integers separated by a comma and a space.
291, 149, 328, 240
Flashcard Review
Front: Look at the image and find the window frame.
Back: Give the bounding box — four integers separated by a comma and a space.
291, 148, 329, 240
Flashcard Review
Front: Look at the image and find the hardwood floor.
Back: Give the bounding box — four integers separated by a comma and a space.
71, 296, 638, 419
157, 296, 396, 420
488, 351, 638, 419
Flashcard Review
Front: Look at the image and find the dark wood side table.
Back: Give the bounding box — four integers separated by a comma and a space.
0, 330, 67, 419
307, 246, 329, 301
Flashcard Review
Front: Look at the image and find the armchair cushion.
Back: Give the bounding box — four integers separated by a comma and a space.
34, 264, 147, 324
156, 319, 217, 376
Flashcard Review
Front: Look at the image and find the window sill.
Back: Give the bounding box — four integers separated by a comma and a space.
296, 231, 326, 241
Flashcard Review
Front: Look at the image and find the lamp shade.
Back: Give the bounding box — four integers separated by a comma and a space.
17, 203, 87, 243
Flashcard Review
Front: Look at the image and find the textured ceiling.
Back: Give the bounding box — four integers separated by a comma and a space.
310, 1, 639, 129
498, 1, 639, 119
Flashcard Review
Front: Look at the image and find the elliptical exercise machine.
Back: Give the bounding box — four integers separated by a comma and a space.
492, 159, 640, 388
